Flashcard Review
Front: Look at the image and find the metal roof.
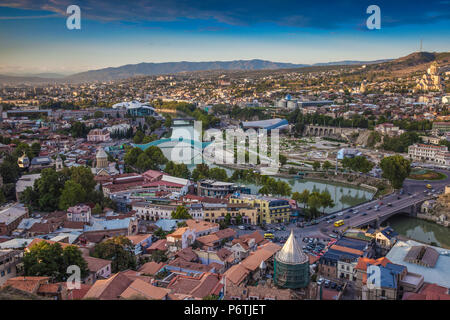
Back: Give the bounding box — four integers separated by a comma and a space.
275, 230, 308, 265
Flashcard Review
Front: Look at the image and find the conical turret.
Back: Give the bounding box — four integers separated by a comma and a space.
276, 230, 308, 265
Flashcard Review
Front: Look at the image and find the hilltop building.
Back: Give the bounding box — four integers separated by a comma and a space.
416, 62, 444, 92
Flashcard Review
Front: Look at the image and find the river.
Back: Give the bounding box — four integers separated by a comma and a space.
168, 124, 375, 213
383, 215, 450, 249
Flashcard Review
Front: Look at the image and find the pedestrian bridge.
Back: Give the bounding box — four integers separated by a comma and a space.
133, 137, 212, 151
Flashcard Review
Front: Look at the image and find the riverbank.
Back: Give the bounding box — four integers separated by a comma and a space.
384, 215, 450, 249
215, 162, 384, 195
301, 171, 390, 197
416, 213, 449, 228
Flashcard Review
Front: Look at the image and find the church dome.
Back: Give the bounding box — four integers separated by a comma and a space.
96, 147, 108, 159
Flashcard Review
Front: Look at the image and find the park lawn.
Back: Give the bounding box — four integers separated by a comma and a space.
408, 170, 447, 181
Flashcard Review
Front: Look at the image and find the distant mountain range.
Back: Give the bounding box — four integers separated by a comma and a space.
1, 52, 448, 84
65, 59, 392, 82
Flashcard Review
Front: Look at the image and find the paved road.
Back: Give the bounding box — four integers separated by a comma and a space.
313, 169, 450, 231
235, 169, 450, 240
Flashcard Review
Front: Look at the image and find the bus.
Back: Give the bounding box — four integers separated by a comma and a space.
264, 233, 275, 239
334, 220, 345, 227
426, 184, 432, 189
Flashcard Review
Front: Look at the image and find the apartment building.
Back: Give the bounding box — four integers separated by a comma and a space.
202, 202, 258, 225
132, 202, 177, 221
408, 144, 450, 165
229, 194, 291, 224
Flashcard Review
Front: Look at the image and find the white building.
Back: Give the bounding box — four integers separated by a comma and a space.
67, 204, 92, 223
375, 123, 405, 137
408, 144, 450, 166
132, 202, 176, 221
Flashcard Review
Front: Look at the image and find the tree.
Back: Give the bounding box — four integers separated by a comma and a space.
92, 236, 136, 273
171, 206, 192, 219
313, 161, 321, 171
94, 110, 104, 118
23, 242, 88, 282
293, 190, 310, 209
319, 190, 335, 214
133, 130, 145, 144
34, 168, 67, 211
135, 153, 152, 171
69, 166, 96, 194
192, 164, 210, 181
279, 154, 287, 166
71, 122, 88, 138
164, 115, 173, 128
342, 156, 374, 173
307, 192, 322, 219
322, 161, 332, 172
31, 142, 41, 158
0, 157, 20, 184
59, 180, 86, 210
165, 161, 191, 179
92, 203, 103, 215
124, 147, 143, 167
380, 155, 411, 189
61, 245, 89, 279
144, 146, 168, 169
208, 167, 228, 181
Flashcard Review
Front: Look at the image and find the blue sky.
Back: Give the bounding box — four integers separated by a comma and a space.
0, 0, 449, 74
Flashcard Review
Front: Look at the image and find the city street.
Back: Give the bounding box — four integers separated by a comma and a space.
234, 169, 450, 240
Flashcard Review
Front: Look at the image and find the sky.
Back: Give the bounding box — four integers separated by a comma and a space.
0, 0, 449, 75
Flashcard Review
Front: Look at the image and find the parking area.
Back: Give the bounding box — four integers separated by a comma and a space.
301, 237, 332, 257
317, 277, 345, 292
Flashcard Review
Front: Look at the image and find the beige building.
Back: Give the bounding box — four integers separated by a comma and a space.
229, 195, 291, 224
375, 123, 405, 137
203, 202, 258, 225
416, 62, 444, 92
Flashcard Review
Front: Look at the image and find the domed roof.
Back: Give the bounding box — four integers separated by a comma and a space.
276, 230, 309, 265
96, 147, 108, 159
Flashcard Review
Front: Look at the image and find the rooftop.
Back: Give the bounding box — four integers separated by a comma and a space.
276, 230, 308, 265
386, 240, 450, 288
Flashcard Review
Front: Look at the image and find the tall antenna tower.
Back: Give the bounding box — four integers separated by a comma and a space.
420, 39, 423, 52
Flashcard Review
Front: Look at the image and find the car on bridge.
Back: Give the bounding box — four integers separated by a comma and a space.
362, 212, 368, 216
